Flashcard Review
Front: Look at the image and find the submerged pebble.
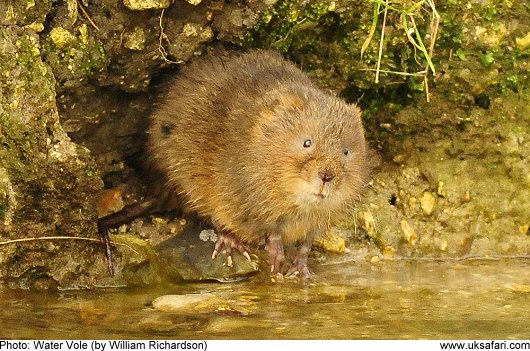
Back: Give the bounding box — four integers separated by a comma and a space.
152, 293, 222, 313
505, 283, 530, 293
152, 293, 255, 316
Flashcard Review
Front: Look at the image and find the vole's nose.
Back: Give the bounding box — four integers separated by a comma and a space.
318, 171, 335, 183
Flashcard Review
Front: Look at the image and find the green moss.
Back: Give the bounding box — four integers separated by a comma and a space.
455, 48, 466, 60
42, 24, 106, 80
481, 5, 499, 21
246, 0, 345, 53
0, 187, 7, 223
84, 163, 98, 177
247, 0, 441, 112
5, 0, 53, 27
481, 51, 495, 66
437, 4, 465, 47
14, 34, 40, 66
0, 203, 6, 221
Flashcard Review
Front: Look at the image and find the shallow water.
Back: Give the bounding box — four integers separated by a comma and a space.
1, 259, 529, 339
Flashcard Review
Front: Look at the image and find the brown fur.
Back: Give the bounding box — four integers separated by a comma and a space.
148, 50, 370, 249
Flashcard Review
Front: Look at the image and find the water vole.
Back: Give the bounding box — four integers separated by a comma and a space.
147, 50, 370, 278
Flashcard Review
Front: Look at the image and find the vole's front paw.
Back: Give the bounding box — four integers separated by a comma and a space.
211, 229, 251, 267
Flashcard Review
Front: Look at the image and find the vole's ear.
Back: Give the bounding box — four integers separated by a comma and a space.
342, 101, 364, 131
275, 93, 304, 111
251, 93, 303, 140
258, 93, 304, 124
347, 102, 362, 119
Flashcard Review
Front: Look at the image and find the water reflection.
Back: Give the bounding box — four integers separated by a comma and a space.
1, 259, 528, 339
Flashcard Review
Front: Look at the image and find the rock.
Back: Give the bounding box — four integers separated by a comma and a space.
212, 5, 258, 44
184, 0, 203, 5
107, 234, 170, 285
0, 167, 16, 229
49, 27, 75, 48
357, 91, 530, 258
123, 27, 147, 51
41, 22, 106, 91
420, 191, 436, 216
164, 22, 214, 61
152, 293, 223, 313
400, 220, 417, 246
313, 227, 347, 253
156, 221, 259, 282
505, 283, 530, 293
437, 181, 446, 197
123, 0, 170, 11
0, 26, 105, 289
357, 210, 376, 236
463, 190, 471, 203
515, 31, 530, 51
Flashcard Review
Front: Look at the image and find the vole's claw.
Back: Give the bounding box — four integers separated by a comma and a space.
211, 228, 252, 266
224, 245, 234, 266
213, 238, 224, 257
286, 265, 313, 280
211, 249, 219, 260
265, 233, 285, 275
289, 240, 313, 280
105, 243, 115, 276
96, 200, 158, 276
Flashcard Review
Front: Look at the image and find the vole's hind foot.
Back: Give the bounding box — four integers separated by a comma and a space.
286, 262, 313, 281
265, 233, 285, 275
211, 229, 251, 267
97, 222, 115, 276
97, 199, 157, 276
286, 241, 313, 280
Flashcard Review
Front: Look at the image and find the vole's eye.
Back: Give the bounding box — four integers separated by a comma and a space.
343, 149, 350, 156
303, 139, 312, 148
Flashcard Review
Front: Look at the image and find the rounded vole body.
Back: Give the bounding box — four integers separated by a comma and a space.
149, 50, 370, 276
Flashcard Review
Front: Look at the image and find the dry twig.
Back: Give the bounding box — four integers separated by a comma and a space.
364, 0, 440, 101
0, 236, 140, 255
77, 0, 100, 31
158, 9, 184, 65
375, 0, 389, 84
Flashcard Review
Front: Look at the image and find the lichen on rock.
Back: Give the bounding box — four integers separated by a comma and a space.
0, 167, 16, 229
123, 0, 171, 11
357, 92, 530, 258
0, 25, 106, 289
